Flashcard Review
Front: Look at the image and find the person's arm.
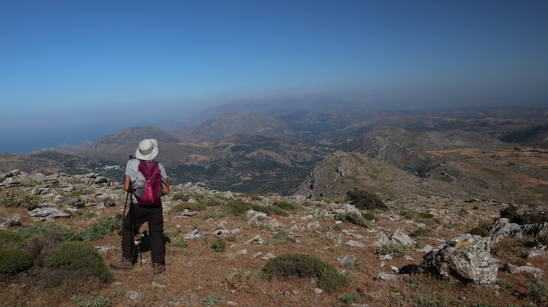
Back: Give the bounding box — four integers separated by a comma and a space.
124, 175, 131, 191
161, 178, 169, 195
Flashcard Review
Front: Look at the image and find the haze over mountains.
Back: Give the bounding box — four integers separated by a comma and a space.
3, 98, 548, 205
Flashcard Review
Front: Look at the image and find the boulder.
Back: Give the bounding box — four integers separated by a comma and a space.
28, 208, 71, 221
389, 229, 415, 246
502, 263, 544, 279
490, 218, 523, 243
420, 233, 498, 284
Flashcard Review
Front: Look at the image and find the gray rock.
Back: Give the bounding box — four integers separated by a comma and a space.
420, 233, 498, 284
3, 169, 20, 177
28, 208, 70, 220
1, 213, 22, 227
377, 272, 398, 281
290, 223, 305, 232
213, 229, 230, 238
502, 263, 544, 278
184, 229, 202, 240
245, 235, 264, 245
324, 232, 342, 244
345, 240, 367, 248
389, 229, 415, 246
336, 255, 357, 264
527, 246, 547, 259
246, 209, 268, 221
96, 245, 120, 255
420, 245, 434, 253
490, 218, 523, 243
125, 291, 139, 301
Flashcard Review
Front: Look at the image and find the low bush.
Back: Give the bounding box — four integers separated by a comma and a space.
401, 210, 441, 225
45, 241, 113, 282
528, 281, 548, 306
262, 253, 350, 292
537, 229, 548, 246
228, 200, 253, 216
336, 212, 374, 229
500, 205, 548, 225
273, 201, 299, 211
374, 243, 413, 258
0, 249, 35, 274
171, 202, 207, 213
172, 192, 190, 202
80, 216, 120, 241
0, 189, 40, 210
211, 238, 226, 253
410, 227, 431, 238
252, 204, 289, 217
0, 229, 24, 248
468, 226, 490, 237
171, 237, 188, 248
340, 292, 362, 304
345, 188, 388, 211
23, 234, 64, 266
362, 212, 376, 221
227, 267, 261, 290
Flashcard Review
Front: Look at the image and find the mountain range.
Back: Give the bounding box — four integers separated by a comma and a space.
1, 99, 547, 205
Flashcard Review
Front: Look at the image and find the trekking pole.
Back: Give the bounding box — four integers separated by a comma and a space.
121, 155, 134, 228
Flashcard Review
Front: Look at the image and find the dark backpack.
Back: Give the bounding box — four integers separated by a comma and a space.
133, 160, 162, 206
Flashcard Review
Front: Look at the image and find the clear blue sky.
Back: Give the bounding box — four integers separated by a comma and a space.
1, 0, 547, 154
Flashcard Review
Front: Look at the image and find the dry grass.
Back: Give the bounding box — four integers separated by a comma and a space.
1, 190, 547, 306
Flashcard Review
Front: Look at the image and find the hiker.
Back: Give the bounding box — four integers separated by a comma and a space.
110, 138, 169, 275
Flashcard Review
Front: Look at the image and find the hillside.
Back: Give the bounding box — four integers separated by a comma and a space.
1, 170, 547, 306
1, 107, 547, 198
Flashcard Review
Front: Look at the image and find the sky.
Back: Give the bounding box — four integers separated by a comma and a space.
1, 1, 547, 154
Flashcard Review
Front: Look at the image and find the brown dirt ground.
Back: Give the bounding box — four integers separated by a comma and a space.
2, 193, 547, 307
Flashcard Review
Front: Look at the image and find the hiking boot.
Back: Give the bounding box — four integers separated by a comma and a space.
153, 263, 165, 275
110, 258, 133, 271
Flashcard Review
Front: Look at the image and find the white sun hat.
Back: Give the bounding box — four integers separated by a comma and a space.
135, 139, 159, 160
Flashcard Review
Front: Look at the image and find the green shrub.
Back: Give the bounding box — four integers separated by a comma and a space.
340, 292, 362, 304
0, 249, 35, 274
172, 192, 190, 202
227, 267, 261, 290
23, 234, 62, 266
410, 227, 430, 238
468, 226, 490, 237
45, 241, 113, 282
0, 189, 40, 210
171, 237, 188, 248
336, 212, 374, 229
171, 202, 207, 213
500, 204, 548, 225
40, 224, 82, 242
529, 281, 548, 305
362, 212, 376, 221
273, 201, 299, 211
345, 188, 388, 211
401, 210, 440, 225
262, 253, 350, 292
0, 229, 24, 248
228, 200, 253, 216
374, 243, 413, 258
80, 216, 120, 241
211, 238, 226, 253
537, 229, 548, 246
479, 220, 493, 231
